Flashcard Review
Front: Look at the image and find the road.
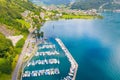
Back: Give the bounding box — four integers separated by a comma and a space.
12, 29, 35, 80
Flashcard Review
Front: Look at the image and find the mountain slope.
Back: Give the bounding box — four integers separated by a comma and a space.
0, 0, 42, 35
0, 0, 43, 79
71, 0, 114, 10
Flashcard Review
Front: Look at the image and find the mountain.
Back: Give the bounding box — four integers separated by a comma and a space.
114, 0, 120, 3
29, 0, 73, 5
71, 0, 120, 10
103, 2, 120, 10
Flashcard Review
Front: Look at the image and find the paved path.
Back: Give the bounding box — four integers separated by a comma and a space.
12, 29, 35, 80
55, 38, 78, 80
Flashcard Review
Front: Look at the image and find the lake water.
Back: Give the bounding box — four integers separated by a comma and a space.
41, 12, 120, 80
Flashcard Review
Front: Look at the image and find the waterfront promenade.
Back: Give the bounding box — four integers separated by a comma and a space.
12, 28, 36, 80
55, 38, 78, 80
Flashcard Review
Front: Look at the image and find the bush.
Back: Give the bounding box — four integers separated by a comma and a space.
0, 58, 12, 74
16, 38, 25, 48
0, 33, 13, 57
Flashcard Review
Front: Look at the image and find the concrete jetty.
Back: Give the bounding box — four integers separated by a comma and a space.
55, 38, 78, 80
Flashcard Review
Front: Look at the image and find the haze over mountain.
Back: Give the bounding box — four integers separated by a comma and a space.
29, 0, 120, 10
71, 0, 120, 10
29, 0, 74, 5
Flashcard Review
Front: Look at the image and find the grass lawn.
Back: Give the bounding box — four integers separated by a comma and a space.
62, 14, 97, 19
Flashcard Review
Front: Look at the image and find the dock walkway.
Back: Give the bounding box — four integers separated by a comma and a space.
55, 38, 78, 80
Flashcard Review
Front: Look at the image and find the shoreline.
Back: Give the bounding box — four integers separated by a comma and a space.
12, 28, 37, 80
20, 41, 40, 80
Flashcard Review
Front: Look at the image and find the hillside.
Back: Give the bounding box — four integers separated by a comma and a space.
0, 0, 44, 80
114, 0, 120, 3
103, 2, 120, 10
71, 0, 120, 10
0, 0, 43, 35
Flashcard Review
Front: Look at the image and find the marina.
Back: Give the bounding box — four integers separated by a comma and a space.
22, 38, 77, 80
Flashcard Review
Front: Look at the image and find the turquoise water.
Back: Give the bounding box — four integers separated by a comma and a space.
22, 39, 71, 80
41, 12, 120, 80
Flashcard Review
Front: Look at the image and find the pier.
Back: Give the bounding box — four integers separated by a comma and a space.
55, 38, 78, 80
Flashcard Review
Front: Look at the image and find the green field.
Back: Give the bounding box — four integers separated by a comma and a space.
61, 14, 102, 19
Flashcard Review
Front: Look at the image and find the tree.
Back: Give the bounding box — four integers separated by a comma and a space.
0, 33, 13, 58
40, 31, 44, 38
